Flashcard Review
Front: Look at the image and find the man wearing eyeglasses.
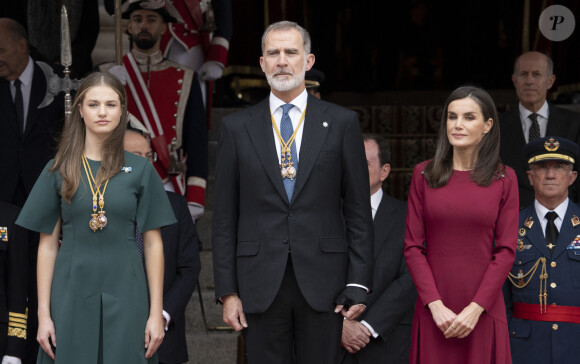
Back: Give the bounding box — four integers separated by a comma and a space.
124, 129, 201, 364
503, 136, 580, 364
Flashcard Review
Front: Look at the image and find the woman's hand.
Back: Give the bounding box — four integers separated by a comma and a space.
427, 300, 457, 334
37, 315, 56, 360
444, 302, 485, 339
144, 314, 165, 359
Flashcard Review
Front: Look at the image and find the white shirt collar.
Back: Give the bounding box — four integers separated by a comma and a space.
534, 198, 568, 231
519, 100, 549, 122
12, 56, 33, 88
370, 188, 383, 220
269, 88, 308, 114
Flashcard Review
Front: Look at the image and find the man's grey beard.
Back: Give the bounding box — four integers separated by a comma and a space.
266, 68, 306, 92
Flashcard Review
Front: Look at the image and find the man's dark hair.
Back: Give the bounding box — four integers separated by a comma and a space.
363, 134, 391, 166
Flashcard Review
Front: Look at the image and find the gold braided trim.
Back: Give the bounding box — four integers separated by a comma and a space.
8, 322, 26, 329
528, 153, 575, 164
508, 257, 548, 313
7, 327, 26, 339
8, 311, 27, 319
9, 317, 26, 325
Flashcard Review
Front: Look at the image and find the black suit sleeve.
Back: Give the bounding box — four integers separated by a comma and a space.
362, 254, 416, 338
211, 116, 240, 300
163, 195, 201, 320
340, 110, 374, 290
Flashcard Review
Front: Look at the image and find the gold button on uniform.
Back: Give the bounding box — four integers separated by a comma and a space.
552, 324, 558, 330
551, 261, 557, 268
550, 282, 557, 288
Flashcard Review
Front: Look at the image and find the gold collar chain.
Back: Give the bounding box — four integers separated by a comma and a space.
82, 154, 110, 232
270, 105, 307, 180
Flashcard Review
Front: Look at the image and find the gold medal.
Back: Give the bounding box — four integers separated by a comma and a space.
270, 107, 307, 181
82, 154, 110, 232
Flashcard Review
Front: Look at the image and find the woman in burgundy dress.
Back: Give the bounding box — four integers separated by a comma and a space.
404, 86, 518, 363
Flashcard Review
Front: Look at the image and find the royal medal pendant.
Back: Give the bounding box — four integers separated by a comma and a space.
286, 166, 296, 180
89, 214, 99, 232
281, 166, 288, 178
97, 211, 107, 229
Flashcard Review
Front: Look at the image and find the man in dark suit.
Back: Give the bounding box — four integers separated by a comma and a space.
341, 135, 416, 364
503, 136, 580, 364
212, 21, 374, 364
0, 19, 65, 363
124, 129, 201, 364
499, 51, 580, 208
0, 202, 30, 364
0, 18, 65, 207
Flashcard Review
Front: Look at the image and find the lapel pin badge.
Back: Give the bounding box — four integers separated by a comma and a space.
322, 121, 328, 128
572, 215, 580, 227
121, 166, 133, 173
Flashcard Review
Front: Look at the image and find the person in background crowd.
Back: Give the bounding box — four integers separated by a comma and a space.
500, 51, 580, 208
124, 128, 201, 364
503, 136, 580, 364
340, 134, 416, 364
0, 202, 30, 364
100, 0, 208, 222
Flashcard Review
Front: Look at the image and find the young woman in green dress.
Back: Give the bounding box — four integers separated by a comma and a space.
16, 72, 176, 363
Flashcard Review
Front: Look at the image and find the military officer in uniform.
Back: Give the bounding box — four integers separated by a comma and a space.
0, 202, 30, 364
100, 0, 208, 220
503, 136, 580, 364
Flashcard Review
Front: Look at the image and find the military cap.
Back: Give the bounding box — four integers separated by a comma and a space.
524, 136, 579, 166
305, 67, 325, 89
122, 0, 179, 23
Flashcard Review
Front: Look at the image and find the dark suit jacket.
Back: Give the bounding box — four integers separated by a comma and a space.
0, 202, 29, 360
341, 193, 416, 364
503, 200, 580, 364
158, 192, 201, 364
499, 103, 580, 208
212, 94, 374, 313
0, 60, 64, 206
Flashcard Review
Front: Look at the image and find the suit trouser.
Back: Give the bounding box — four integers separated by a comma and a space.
243, 256, 343, 364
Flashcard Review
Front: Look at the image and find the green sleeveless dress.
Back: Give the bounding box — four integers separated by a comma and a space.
16, 151, 176, 364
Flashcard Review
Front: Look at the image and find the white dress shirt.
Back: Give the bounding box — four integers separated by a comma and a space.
269, 89, 308, 164
519, 101, 549, 143
359, 188, 384, 338
370, 188, 383, 220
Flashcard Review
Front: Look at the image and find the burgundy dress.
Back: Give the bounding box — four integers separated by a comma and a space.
404, 161, 518, 364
